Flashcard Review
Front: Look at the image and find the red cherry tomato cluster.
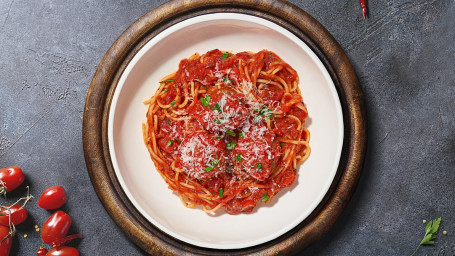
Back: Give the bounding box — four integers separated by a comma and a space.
0, 166, 83, 255
38, 185, 83, 255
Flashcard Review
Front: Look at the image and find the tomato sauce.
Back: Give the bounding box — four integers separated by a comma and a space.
148, 49, 308, 214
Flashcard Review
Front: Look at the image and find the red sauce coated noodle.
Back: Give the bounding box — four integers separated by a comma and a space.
143, 49, 310, 214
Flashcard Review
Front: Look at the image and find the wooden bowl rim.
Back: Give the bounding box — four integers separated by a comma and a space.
82, 0, 367, 255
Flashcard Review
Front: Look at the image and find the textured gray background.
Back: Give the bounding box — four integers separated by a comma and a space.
0, 0, 454, 255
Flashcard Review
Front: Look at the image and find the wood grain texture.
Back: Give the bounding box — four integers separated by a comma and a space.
82, 0, 367, 255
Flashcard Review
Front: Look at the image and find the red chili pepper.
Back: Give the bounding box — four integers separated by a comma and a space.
360, 0, 367, 19
51, 234, 84, 247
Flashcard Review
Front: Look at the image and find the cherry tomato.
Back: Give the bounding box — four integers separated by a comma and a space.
41, 211, 72, 244
37, 247, 48, 256
38, 186, 68, 210
0, 166, 25, 192
0, 226, 12, 256
0, 204, 28, 226
46, 246, 79, 256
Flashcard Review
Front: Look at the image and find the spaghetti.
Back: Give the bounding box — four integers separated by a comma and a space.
143, 49, 310, 214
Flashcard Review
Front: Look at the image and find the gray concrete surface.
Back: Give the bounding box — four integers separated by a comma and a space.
0, 0, 453, 255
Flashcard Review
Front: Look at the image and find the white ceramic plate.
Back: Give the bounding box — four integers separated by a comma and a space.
108, 13, 343, 249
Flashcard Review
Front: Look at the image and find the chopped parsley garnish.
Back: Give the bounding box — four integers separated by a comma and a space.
170, 100, 175, 105
257, 163, 262, 170
268, 53, 273, 58
167, 119, 171, 124
219, 188, 224, 197
214, 119, 221, 124
238, 111, 242, 116
159, 78, 174, 83
261, 192, 269, 202
204, 86, 208, 90
280, 142, 284, 147
221, 52, 229, 60
204, 159, 220, 172
236, 154, 242, 162
261, 59, 265, 64
227, 166, 233, 173
222, 77, 234, 84
256, 105, 273, 118
293, 168, 297, 172
239, 132, 244, 138
212, 103, 222, 113
167, 140, 174, 146
226, 141, 236, 150
200, 95, 211, 107
225, 129, 236, 137
216, 136, 221, 140
175, 138, 181, 143
163, 88, 168, 92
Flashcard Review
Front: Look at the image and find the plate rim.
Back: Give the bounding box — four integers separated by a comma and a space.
109, 12, 344, 249
82, 0, 367, 255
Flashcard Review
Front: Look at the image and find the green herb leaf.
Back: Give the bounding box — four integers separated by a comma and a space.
411, 217, 442, 256
239, 132, 244, 138
222, 52, 229, 60
222, 77, 234, 84
200, 95, 211, 107
260, 192, 269, 202
170, 100, 175, 105
261, 59, 265, 64
280, 142, 284, 147
219, 188, 224, 197
163, 88, 168, 92
167, 119, 171, 124
204, 159, 220, 172
159, 79, 174, 83
212, 103, 222, 113
167, 140, 174, 146
216, 136, 221, 140
175, 138, 181, 143
227, 141, 237, 150
268, 53, 273, 58
257, 163, 262, 170
236, 154, 242, 162
225, 129, 236, 137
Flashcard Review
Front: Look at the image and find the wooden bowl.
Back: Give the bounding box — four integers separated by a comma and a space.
83, 0, 367, 255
